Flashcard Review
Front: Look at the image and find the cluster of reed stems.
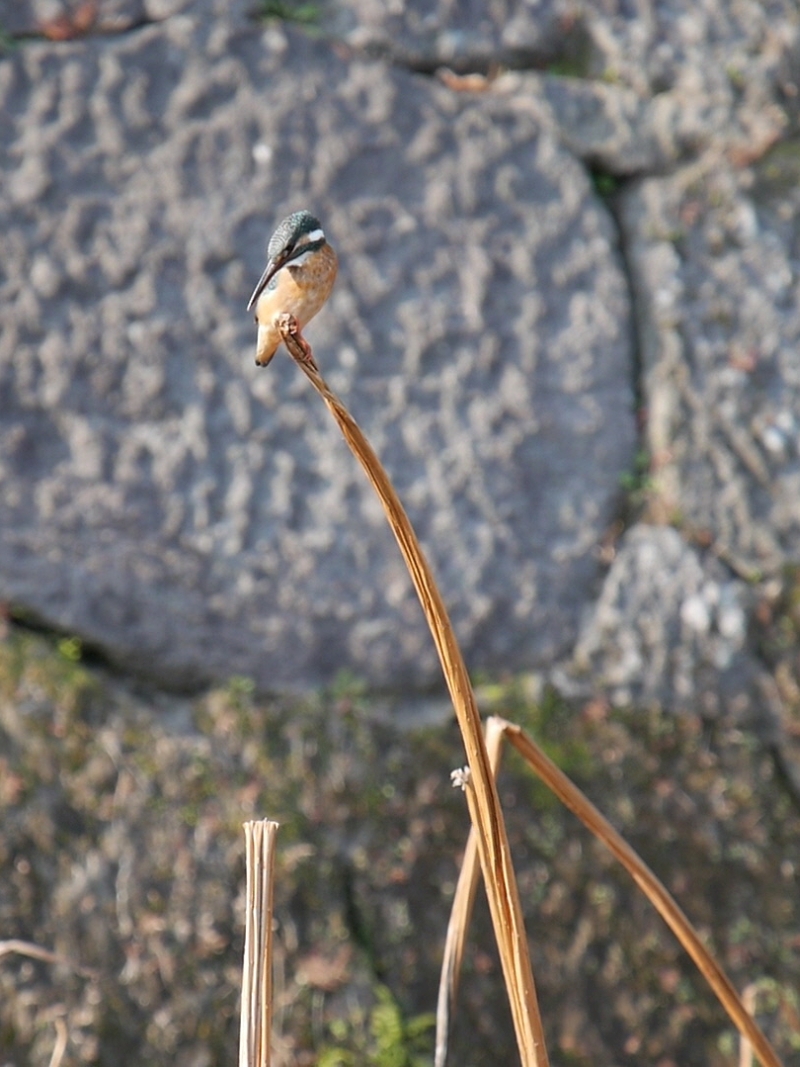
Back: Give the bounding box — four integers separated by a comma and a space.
234, 316, 785, 1067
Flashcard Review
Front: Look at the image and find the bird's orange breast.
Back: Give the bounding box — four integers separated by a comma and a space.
254, 244, 337, 366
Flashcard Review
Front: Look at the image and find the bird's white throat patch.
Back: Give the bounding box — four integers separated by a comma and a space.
288, 248, 314, 267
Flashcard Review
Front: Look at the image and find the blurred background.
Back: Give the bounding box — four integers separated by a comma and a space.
1, 1, 799, 1064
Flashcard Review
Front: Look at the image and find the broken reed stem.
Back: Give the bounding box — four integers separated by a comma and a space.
278, 316, 548, 1067
435, 717, 507, 1067
496, 718, 785, 1067
47, 1018, 68, 1067
738, 985, 758, 1067
239, 820, 279, 1067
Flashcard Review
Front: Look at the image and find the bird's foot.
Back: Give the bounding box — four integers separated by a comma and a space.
277, 313, 318, 370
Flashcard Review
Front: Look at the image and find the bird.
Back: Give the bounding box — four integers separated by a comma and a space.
247, 210, 338, 367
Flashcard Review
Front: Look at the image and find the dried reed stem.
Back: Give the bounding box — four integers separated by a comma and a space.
239, 820, 279, 1067
435, 716, 507, 1066
277, 315, 548, 1067
497, 717, 785, 1067
47, 1018, 68, 1067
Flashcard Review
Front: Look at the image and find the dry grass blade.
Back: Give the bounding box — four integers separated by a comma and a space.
48, 1018, 68, 1067
277, 315, 548, 1067
495, 717, 785, 1067
0, 938, 97, 979
436, 717, 507, 1067
239, 820, 279, 1067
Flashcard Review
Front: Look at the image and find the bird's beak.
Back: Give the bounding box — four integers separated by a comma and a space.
246, 249, 289, 312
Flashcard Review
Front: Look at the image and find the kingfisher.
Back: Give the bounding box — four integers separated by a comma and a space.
247, 210, 338, 367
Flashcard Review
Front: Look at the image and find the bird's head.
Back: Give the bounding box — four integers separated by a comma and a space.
247, 210, 327, 311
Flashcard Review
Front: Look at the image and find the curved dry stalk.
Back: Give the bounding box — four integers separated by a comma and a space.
435, 716, 507, 1067
48, 1018, 68, 1067
0, 939, 97, 979
495, 717, 785, 1067
276, 315, 548, 1067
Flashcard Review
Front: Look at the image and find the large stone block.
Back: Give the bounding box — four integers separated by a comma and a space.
619, 159, 800, 578
0, 19, 635, 689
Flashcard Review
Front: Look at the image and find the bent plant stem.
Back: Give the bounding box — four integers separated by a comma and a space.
276, 316, 548, 1067
500, 718, 785, 1067
435, 716, 507, 1067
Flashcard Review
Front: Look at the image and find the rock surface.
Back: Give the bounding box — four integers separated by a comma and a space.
1, 0, 800, 724
554, 525, 775, 723
0, 14, 635, 690
620, 161, 800, 578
